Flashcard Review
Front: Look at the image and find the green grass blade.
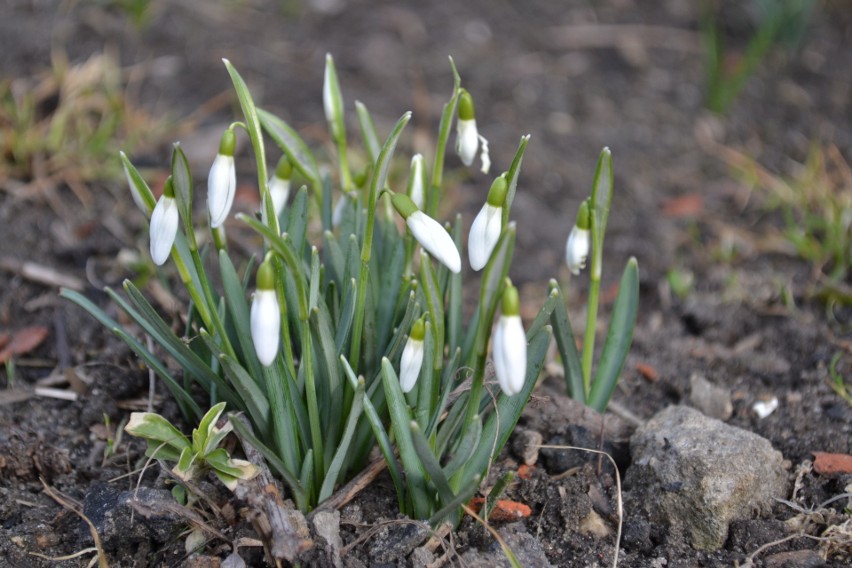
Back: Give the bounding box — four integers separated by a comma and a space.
223, 59, 268, 206
588, 258, 639, 412
318, 377, 365, 503
427, 474, 480, 527
419, 253, 445, 373
549, 280, 584, 403
441, 413, 481, 479
447, 214, 464, 356
410, 421, 454, 505
382, 358, 431, 518
355, 100, 381, 164
501, 135, 531, 227
219, 250, 264, 384
258, 108, 321, 189
119, 151, 155, 213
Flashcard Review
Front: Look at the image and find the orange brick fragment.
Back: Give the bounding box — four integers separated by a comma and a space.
635, 362, 659, 382
468, 497, 532, 522
517, 464, 535, 480
812, 451, 852, 474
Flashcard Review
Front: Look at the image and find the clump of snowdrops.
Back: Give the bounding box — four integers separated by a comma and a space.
62, 56, 637, 523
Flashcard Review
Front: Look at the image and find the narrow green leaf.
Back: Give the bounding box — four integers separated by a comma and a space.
527, 286, 558, 339
415, 321, 435, 429
382, 358, 431, 519
120, 151, 156, 213
309, 247, 321, 311
286, 186, 310, 258
427, 474, 480, 527
588, 258, 639, 412
334, 278, 357, 353
323, 230, 345, 285
548, 280, 585, 403
170, 143, 195, 248
441, 412, 481, 479
340, 356, 405, 511
427, 56, 462, 217
447, 214, 464, 356
258, 108, 321, 187
426, 348, 460, 439
501, 135, 531, 227
318, 378, 366, 502
419, 253, 445, 372
355, 100, 381, 164
410, 421, 455, 505
223, 59, 268, 202
219, 250, 264, 384
193, 402, 227, 454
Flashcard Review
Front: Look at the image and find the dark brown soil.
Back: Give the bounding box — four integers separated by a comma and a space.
1, 1, 851, 566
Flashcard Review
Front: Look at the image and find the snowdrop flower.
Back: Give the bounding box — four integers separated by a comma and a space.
208, 129, 237, 228
399, 319, 426, 393
468, 174, 508, 271
492, 282, 527, 396
250, 260, 280, 367
268, 155, 293, 218
565, 199, 591, 275
407, 153, 426, 210
149, 177, 179, 266
455, 89, 490, 174
391, 193, 461, 274
323, 53, 344, 142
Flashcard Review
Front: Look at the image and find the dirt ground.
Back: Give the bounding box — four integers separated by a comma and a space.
1, 0, 851, 566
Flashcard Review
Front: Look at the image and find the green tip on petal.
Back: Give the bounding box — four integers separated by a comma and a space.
458, 89, 475, 120
256, 261, 275, 290
274, 155, 293, 180
390, 192, 418, 219
410, 318, 426, 341
501, 280, 520, 316
576, 199, 591, 230
162, 176, 175, 198
486, 174, 508, 207
219, 129, 236, 157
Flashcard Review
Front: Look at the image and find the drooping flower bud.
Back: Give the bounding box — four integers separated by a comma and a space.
399, 318, 426, 393
492, 281, 526, 396
406, 153, 426, 210
391, 193, 461, 274
149, 177, 179, 266
323, 53, 345, 142
565, 199, 591, 275
468, 174, 508, 271
250, 260, 280, 367
268, 155, 293, 217
208, 129, 237, 228
455, 90, 490, 174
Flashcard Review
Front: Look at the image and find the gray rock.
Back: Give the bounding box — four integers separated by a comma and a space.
312, 510, 343, 568
460, 523, 554, 567
627, 405, 787, 550
367, 522, 431, 564
689, 373, 733, 421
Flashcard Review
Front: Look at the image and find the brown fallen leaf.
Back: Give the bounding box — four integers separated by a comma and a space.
0, 326, 49, 364
812, 451, 852, 475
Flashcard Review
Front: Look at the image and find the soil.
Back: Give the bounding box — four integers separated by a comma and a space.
1, 0, 851, 566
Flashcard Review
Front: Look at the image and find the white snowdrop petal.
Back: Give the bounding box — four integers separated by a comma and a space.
494, 315, 527, 396
410, 154, 425, 210
456, 118, 479, 167
208, 154, 236, 228
268, 176, 291, 217
399, 338, 424, 393
407, 211, 461, 274
251, 290, 280, 366
565, 226, 590, 275
468, 203, 502, 271
149, 197, 179, 266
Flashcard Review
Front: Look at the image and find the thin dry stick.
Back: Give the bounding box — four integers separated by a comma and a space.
537, 445, 623, 568
310, 456, 388, 516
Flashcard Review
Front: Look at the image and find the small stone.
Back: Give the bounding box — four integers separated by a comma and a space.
627, 405, 787, 550
410, 546, 436, 568
367, 522, 431, 564
312, 510, 343, 568
689, 373, 733, 421
579, 509, 612, 538
511, 428, 543, 466
460, 523, 554, 567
